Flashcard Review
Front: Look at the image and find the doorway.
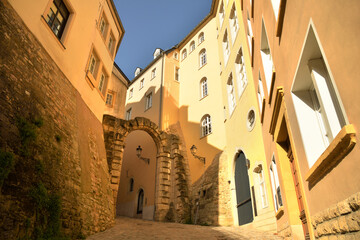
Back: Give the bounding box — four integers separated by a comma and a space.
234, 152, 254, 225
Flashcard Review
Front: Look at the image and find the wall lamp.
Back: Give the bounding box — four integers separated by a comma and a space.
136, 145, 150, 164
190, 145, 205, 164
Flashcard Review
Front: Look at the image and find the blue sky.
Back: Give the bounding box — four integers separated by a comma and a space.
114, 0, 212, 80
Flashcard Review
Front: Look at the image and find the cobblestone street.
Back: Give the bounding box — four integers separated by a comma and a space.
87, 217, 283, 240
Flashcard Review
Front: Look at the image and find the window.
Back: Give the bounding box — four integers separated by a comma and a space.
257, 74, 265, 113
227, 73, 236, 115
128, 88, 133, 99
108, 33, 115, 55
145, 92, 152, 110
175, 67, 180, 81
269, 157, 283, 211
88, 52, 98, 76
190, 41, 196, 52
105, 92, 114, 106
219, 1, 225, 27
199, 49, 207, 67
222, 31, 230, 65
246, 12, 253, 56
291, 25, 347, 167
129, 178, 134, 192
182, 49, 187, 60
246, 108, 256, 131
151, 68, 156, 79
199, 32, 205, 44
125, 108, 132, 120
174, 52, 178, 60
201, 115, 212, 137
258, 166, 268, 208
45, 0, 70, 39
139, 79, 144, 89
260, 20, 274, 94
235, 48, 248, 97
200, 77, 208, 99
137, 189, 144, 214
99, 13, 108, 38
230, 4, 239, 44
98, 71, 108, 95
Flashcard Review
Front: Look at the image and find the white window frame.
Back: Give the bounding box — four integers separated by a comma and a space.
235, 48, 248, 98
98, 72, 106, 93
219, 1, 225, 28
105, 92, 113, 106
269, 156, 283, 211
125, 108, 132, 120
260, 20, 274, 94
200, 78, 208, 99
199, 32, 205, 44
246, 12, 253, 56
257, 74, 265, 113
222, 31, 230, 65
139, 78, 144, 89
145, 92, 152, 110
199, 49, 207, 67
258, 167, 268, 208
151, 68, 156, 79
227, 73, 236, 115
88, 53, 97, 75
201, 115, 212, 137
190, 41, 196, 52
230, 4, 239, 44
128, 88, 133, 99
182, 49, 187, 60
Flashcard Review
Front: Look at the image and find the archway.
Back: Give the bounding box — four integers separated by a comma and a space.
234, 151, 254, 225
102, 115, 189, 222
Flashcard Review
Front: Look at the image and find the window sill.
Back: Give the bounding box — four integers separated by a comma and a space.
199, 94, 208, 101
86, 71, 96, 88
144, 106, 152, 112
200, 132, 212, 139
40, 16, 66, 50
199, 63, 207, 70
275, 206, 284, 219
305, 124, 356, 186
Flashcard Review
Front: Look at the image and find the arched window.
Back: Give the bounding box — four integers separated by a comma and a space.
190, 41, 196, 52
137, 189, 144, 214
235, 48, 247, 97
182, 49, 187, 60
198, 32, 205, 44
201, 115, 212, 137
199, 49, 207, 67
200, 77, 208, 99
129, 178, 134, 192
219, 1, 225, 27
227, 73, 236, 114
230, 4, 239, 43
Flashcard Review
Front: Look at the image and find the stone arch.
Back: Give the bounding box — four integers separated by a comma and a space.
102, 115, 186, 221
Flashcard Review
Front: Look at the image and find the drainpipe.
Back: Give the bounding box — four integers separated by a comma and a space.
158, 53, 165, 131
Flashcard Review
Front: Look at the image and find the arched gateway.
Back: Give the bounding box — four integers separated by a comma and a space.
102, 115, 189, 221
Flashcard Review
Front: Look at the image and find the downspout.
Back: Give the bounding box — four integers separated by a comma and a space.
159, 53, 165, 131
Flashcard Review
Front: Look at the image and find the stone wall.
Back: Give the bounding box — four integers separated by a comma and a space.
312, 192, 360, 239
0, 1, 114, 238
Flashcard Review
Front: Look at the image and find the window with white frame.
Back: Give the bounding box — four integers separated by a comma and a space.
227, 73, 236, 115
246, 12, 253, 56
269, 156, 283, 211
257, 73, 265, 113
271, 0, 281, 21
182, 49, 187, 60
105, 92, 113, 106
139, 78, 144, 89
125, 108, 132, 120
175, 67, 180, 81
190, 41, 196, 52
291, 25, 347, 168
235, 48, 248, 97
128, 88, 133, 99
145, 92, 152, 110
258, 166, 268, 208
230, 4, 239, 44
200, 77, 208, 99
222, 31, 230, 65
201, 115, 212, 137
98, 71, 108, 95
199, 49, 207, 67
151, 68, 156, 79
199, 32, 205, 44
260, 20, 274, 94
99, 13, 108, 39
219, 1, 225, 27
88, 51, 99, 76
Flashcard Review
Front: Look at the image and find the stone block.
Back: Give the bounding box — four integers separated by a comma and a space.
345, 213, 360, 232
338, 216, 350, 233
328, 205, 341, 219
338, 201, 352, 215
329, 219, 341, 233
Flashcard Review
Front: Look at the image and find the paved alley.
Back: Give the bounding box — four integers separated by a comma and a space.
86, 217, 283, 240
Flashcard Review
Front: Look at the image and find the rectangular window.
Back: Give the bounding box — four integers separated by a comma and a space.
125, 108, 132, 120
105, 92, 114, 106
151, 68, 156, 79
222, 31, 230, 65
230, 4, 239, 44
88, 53, 97, 75
45, 0, 70, 39
247, 12, 253, 56
258, 169, 268, 208
108, 33, 115, 55
98, 72, 106, 93
235, 49, 247, 98
261, 20, 274, 94
175, 67, 180, 81
129, 88, 133, 99
269, 157, 283, 211
145, 92, 152, 110
139, 79, 144, 89
99, 14, 108, 38
257, 74, 265, 113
